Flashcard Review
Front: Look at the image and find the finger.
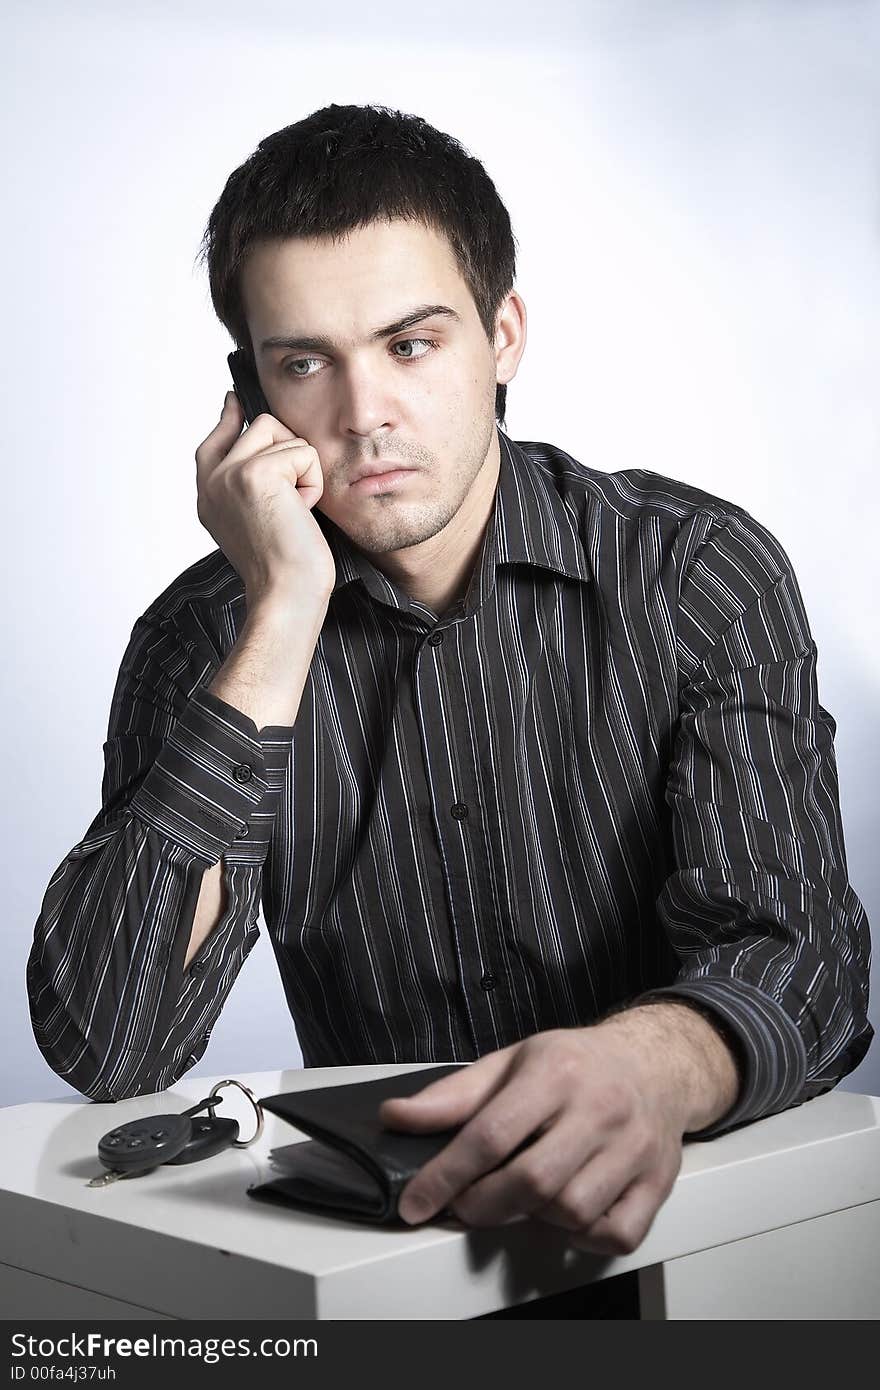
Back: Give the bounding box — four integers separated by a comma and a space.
195, 393, 245, 474
530, 1147, 642, 1234
254, 439, 324, 506
196, 393, 294, 477
569, 1177, 664, 1257
379, 1052, 515, 1133
215, 389, 244, 434
393, 1060, 563, 1224
444, 1114, 600, 1228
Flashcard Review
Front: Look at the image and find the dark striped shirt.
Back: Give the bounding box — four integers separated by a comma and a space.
28, 427, 872, 1135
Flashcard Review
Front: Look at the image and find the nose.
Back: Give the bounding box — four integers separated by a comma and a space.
335, 356, 398, 439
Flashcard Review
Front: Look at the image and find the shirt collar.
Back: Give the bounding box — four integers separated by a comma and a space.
492, 428, 592, 586
317, 424, 592, 614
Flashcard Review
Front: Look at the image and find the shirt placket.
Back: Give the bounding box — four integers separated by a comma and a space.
411, 617, 511, 1055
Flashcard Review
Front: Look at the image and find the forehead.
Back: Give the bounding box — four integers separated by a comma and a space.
240, 219, 470, 326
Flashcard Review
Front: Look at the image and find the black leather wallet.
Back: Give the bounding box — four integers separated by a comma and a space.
247, 1065, 468, 1224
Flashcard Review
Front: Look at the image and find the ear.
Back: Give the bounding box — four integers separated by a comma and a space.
493, 291, 527, 388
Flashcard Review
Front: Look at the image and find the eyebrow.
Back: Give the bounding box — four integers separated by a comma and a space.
259, 304, 462, 355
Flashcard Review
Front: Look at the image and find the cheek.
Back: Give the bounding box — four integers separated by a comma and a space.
422, 352, 478, 406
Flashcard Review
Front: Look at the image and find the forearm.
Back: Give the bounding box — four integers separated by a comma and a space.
27, 813, 257, 1101
184, 589, 330, 970
29, 604, 306, 1100
593, 1000, 742, 1135
208, 587, 331, 731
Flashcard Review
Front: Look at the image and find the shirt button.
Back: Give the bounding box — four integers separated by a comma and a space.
233, 763, 254, 783
480, 972, 496, 991
190, 959, 206, 974
428, 632, 444, 646
451, 802, 469, 820
235, 824, 250, 838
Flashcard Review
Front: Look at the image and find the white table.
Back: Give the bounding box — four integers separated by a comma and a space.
2, 1065, 879, 1320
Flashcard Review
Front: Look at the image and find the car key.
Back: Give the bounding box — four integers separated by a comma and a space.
89, 1094, 226, 1187
90, 1113, 193, 1186
88, 1083, 261, 1187
165, 1114, 239, 1165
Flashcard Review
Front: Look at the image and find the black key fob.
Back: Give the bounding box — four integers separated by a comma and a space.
98, 1114, 193, 1174
165, 1115, 240, 1165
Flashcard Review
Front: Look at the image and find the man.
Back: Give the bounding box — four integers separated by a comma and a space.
28, 103, 871, 1263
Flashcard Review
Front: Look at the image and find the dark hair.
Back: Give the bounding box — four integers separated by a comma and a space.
195, 103, 517, 426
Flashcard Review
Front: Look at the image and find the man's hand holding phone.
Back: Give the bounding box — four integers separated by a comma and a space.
195, 392, 336, 608
191, 391, 336, 742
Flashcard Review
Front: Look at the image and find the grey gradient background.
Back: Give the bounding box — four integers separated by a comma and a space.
3, 0, 877, 1107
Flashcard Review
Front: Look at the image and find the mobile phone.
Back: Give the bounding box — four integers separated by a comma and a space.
227, 349, 272, 426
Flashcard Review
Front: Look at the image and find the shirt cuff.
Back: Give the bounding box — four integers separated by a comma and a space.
631, 978, 808, 1139
127, 686, 293, 863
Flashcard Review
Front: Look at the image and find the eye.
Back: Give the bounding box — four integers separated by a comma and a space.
391, 337, 438, 359
282, 338, 439, 380
284, 357, 323, 379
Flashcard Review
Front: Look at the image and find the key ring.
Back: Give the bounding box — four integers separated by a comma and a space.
208, 1079, 264, 1147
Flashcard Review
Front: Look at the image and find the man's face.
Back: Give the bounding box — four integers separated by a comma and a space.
239, 218, 502, 557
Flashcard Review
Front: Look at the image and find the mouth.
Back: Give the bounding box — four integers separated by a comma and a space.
348, 466, 419, 496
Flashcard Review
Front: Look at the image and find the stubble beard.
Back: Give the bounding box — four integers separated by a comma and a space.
340, 407, 497, 557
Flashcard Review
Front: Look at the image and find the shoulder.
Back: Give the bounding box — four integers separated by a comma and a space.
513, 435, 747, 524
510, 436, 796, 586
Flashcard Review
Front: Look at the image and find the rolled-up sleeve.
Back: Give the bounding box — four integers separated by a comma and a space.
27, 611, 294, 1101
637, 510, 873, 1137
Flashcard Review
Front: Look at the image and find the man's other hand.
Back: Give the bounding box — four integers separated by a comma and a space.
378, 1006, 739, 1255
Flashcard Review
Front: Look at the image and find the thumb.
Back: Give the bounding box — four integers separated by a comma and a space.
213, 391, 243, 438
378, 1051, 513, 1131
